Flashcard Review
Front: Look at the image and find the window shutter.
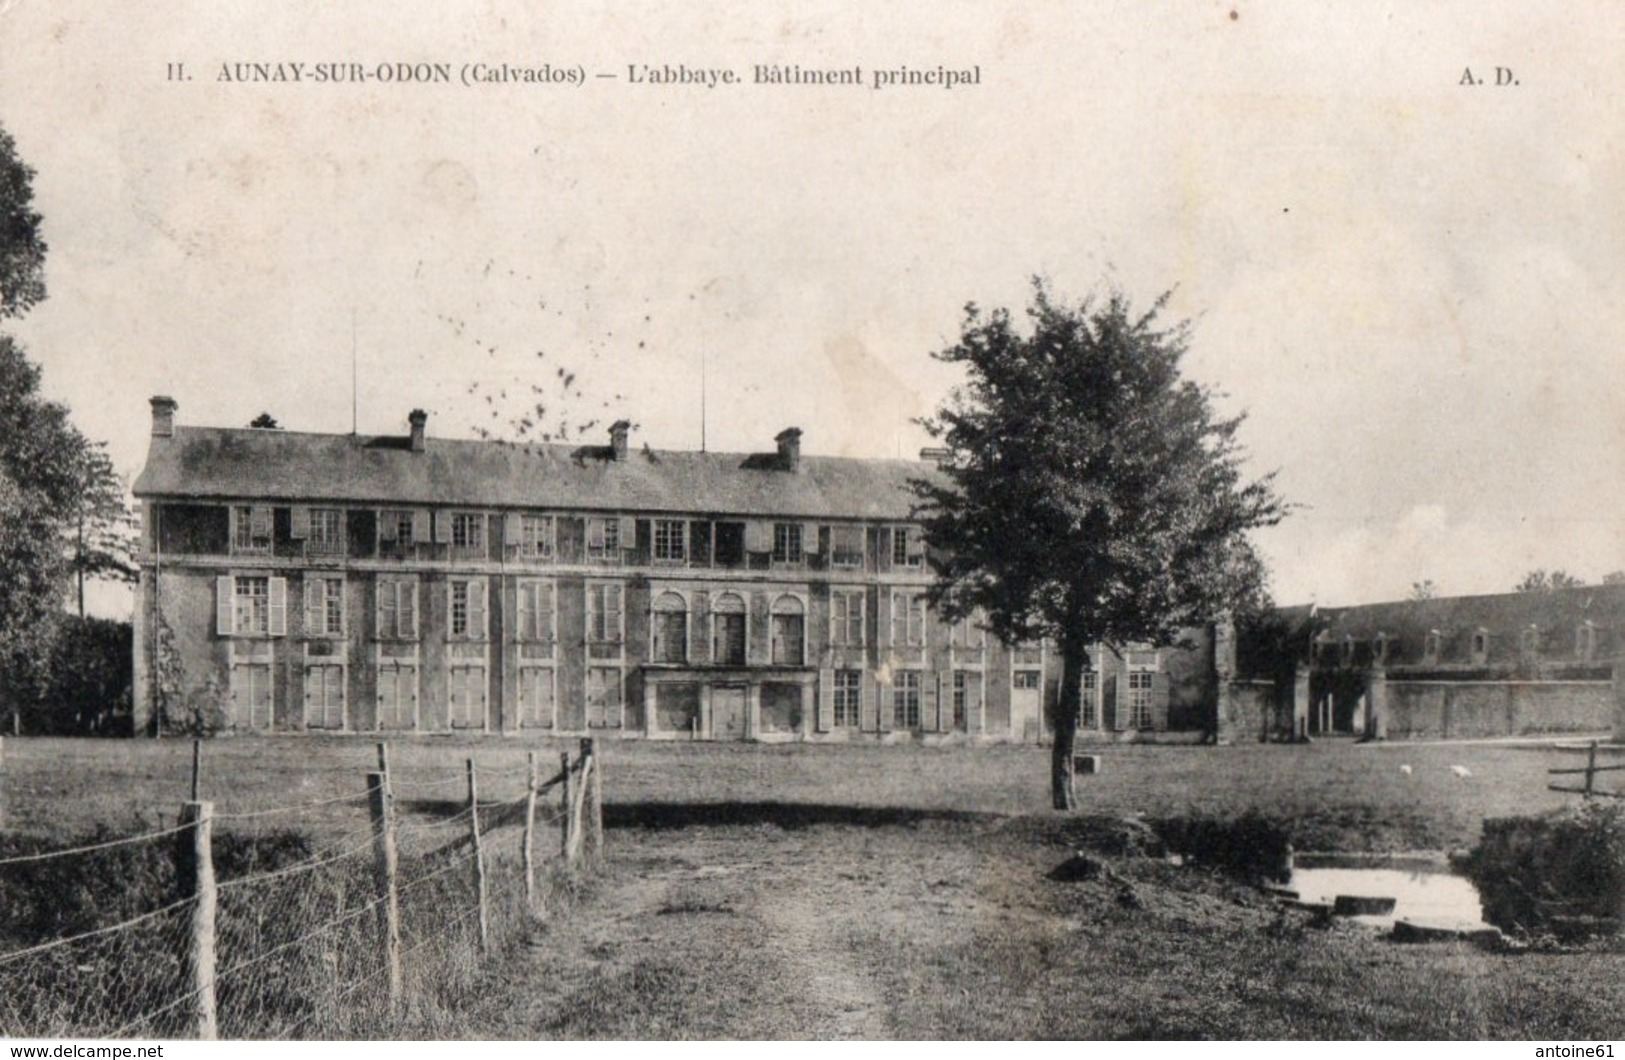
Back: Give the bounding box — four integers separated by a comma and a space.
906, 527, 925, 558
516, 581, 532, 642
378, 511, 397, 542
268, 577, 288, 636
377, 580, 392, 637
878, 527, 893, 569
922, 672, 940, 732
862, 674, 881, 732
803, 522, 818, 554
290, 505, 309, 539
617, 516, 635, 547
1151, 671, 1170, 731
877, 675, 891, 732
402, 582, 418, 640
433, 511, 453, 544
505, 512, 524, 549
745, 520, 771, 553
469, 579, 487, 640
250, 505, 273, 538
1110, 673, 1126, 730
303, 577, 320, 635
216, 576, 234, 636
411, 509, 430, 543
817, 669, 835, 732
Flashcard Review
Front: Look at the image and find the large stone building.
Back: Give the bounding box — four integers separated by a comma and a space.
131, 397, 1214, 741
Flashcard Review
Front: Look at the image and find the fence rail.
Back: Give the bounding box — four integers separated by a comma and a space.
0, 738, 604, 1039
1547, 740, 1625, 799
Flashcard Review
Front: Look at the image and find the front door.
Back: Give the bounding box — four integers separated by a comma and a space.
712, 686, 747, 741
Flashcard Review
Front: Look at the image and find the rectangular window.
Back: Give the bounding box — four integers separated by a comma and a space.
586, 516, 622, 561
1128, 671, 1155, 729
1012, 670, 1042, 690
892, 526, 923, 567
515, 580, 555, 646
376, 579, 418, 640
587, 667, 623, 728
586, 583, 624, 657
952, 670, 982, 730
451, 512, 486, 557
449, 665, 486, 729
830, 525, 865, 568
830, 589, 866, 647
235, 577, 270, 635
307, 508, 344, 554
892, 670, 921, 729
518, 514, 554, 559
772, 523, 803, 564
451, 581, 469, 637
376, 662, 418, 729
950, 616, 985, 649
304, 577, 344, 637
231, 505, 272, 555
517, 667, 555, 728
1012, 641, 1044, 668
715, 611, 746, 665
303, 663, 345, 729
1081, 671, 1100, 728
833, 670, 862, 728
654, 610, 688, 664
230, 662, 273, 729
448, 579, 486, 641
890, 592, 926, 647
772, 613, 805, 666
653, 519, 687, 563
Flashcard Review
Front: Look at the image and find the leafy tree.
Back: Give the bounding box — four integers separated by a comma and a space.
1409, 580, 1438, 601
248, 412, 281, 429
914, 280, 1287, 809
1601, 571, 1625, 586
0, 127, 47, 319
1515, 569, 1585, 592
69, 443, 137, 616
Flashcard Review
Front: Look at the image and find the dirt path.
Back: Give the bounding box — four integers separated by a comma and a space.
472, 822, 1000, 1039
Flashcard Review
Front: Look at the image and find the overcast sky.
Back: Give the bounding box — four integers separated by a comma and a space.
2, 1, 1621, 615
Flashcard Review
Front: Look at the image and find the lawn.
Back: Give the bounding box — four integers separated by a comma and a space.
2, 734, 1620, 1039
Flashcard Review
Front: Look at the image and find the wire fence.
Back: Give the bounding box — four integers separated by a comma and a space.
0, 739, 604, 1040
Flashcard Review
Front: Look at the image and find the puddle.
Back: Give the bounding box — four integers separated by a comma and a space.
1286, 856, 1487, 928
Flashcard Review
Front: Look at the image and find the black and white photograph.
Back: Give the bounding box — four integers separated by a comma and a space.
0, 0, 1621, 1044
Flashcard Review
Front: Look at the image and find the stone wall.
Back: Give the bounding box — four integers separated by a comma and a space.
1384, 679, 1613, 739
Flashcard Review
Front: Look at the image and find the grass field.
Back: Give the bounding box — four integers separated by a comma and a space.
3, 734, 1622, 1039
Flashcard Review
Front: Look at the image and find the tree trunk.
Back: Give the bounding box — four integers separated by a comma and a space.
1049, 637, 1088, 811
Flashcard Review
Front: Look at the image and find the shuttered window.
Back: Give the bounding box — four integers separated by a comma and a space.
833, 670, 862, 728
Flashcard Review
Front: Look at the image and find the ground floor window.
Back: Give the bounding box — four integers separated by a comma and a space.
893, 670, 921, 729
303, 664, 344, 730
517, 666, 555, 728
952, 670, 983, 731
1128, 671, 1155, 729
833, 670, 861, 728
449, 665, 486, 729
1080, 671, 1099, 728
230, 663, 273, 730
377, 663, 418, 730
587, 667, 623, 729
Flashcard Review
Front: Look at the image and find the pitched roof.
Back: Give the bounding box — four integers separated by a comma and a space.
133, 426, 937, 520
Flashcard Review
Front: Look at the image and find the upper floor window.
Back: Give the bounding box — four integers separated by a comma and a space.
448, 578, 488, 641
890, 591, 926, 647
587, 516, 623, 562
217, 574, 286, 637
771, 595, 806, 666
653, 520, 687, 563
712, 592, 747, 665
378, 509, 419, 553
891, 526, 923, 567
830, 588, 866, 647
772, 523, 804, 564
375, 578, 418, 640
517, 514, 554, 559
830, 525, 865, 568
950, 614, 986, 650
231, 505, 272, 555
303, 576, 344, 637
305, 508, 345, 555
832, 670, 862, 728
515, 579, 555, 645
651, 591, 688, 664
1012, 641, 1045, 669
451, 512, 486, 557
586, 582, 625, 656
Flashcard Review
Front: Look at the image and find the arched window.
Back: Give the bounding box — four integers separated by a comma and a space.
1577, 621, 1597, 661
771, 595, 806, 666
1470, 628, 1489, 664
651, 591, 688, 664
712, 592, 746, 665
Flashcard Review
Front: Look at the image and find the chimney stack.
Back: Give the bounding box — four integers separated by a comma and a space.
609, 420, 631, 461
408, 409, 428, 453
919, 446, 952, 468
776, 427, 803, 472
150, 395, 178, 437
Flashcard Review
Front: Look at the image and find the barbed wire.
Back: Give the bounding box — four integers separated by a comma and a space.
213, 788, 374, 822
0, 894, 198, 968
0, 820, 195, 867
215, 831, 378, 894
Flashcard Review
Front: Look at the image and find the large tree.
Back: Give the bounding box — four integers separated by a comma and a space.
0, 126, 47, 319
914, 280, 1288, 810
1515, 569, 1585, 592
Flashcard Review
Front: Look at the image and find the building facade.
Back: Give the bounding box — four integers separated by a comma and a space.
132, 398, 1205, 741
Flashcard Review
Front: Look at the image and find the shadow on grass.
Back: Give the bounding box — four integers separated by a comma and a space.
603, 800, 1004, 831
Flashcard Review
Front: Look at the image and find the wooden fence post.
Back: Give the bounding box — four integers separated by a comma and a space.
366, 771, 402, 1014
522, 751, 539, 914
584, 738, 603, 865
559, 750, 572, 860
566, 744, 590, 866
190, 738, 202, 801
177, 800, 218, 1040
467, 758, 489, 954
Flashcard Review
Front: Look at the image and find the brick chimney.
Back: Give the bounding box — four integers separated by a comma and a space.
609, 420, 631, 461
408, 409, 427, 453
149, 395, 178, 437
775, 427, 802, 471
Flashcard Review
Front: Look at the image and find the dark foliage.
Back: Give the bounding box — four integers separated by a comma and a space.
1462, 802, 1625, 939
1154, 810, 1296, 883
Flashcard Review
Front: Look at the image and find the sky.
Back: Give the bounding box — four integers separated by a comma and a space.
1, 1, 1621, 616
